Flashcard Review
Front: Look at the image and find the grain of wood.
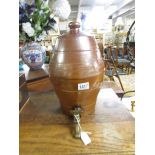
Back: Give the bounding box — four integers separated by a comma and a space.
20, 91, 135, 155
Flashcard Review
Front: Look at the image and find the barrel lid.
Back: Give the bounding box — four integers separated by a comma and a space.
68, 22, 80, 29
55, 22, 97, 52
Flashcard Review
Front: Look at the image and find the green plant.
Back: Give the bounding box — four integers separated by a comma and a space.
19, 0, 57, 42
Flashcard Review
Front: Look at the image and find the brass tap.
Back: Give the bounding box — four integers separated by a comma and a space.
70, 106, 83, 138
131, 100, 135, 112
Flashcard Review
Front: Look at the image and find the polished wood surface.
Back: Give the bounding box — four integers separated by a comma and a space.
20, 64, 53, 92
20, 89, 135, 155
101, 81, 124, 97
20, 64, 49, 82
27, 77, 53, 92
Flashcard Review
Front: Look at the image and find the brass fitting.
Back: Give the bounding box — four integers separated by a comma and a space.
131, 100, 135, 112
70, 106, 82, 138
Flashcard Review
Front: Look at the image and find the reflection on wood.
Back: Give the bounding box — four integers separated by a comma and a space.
20, 90, 135, 155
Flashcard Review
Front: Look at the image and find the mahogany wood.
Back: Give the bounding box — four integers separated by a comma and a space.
20, 90, 135, 155
20, 64, 53, 92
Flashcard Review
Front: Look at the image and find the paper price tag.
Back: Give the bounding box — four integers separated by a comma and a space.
78, 82, 89, 90
80, 132, 91, 145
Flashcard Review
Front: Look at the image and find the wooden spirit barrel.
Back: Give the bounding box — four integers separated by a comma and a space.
49, 22, 104, 115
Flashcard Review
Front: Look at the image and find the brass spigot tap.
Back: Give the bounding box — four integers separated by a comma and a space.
131, 101, 135, 112
70, 106, 83, 138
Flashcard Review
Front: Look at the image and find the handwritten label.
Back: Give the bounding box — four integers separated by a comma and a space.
78, 82, 89, 90
81, 132, 91, 145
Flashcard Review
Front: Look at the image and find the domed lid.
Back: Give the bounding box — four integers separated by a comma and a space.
54, 22, 97, 52
68, 22, 80, 29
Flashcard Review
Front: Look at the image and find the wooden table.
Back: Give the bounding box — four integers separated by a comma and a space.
20, 89, 135, 155
101, 81, 124, 97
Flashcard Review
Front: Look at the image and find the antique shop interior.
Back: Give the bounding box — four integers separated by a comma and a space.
19, 0, 135, 154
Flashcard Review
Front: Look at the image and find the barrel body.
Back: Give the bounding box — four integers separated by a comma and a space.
49, 22, 104, 115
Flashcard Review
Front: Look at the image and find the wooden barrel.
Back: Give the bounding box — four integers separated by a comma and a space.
49, 22, 104, 115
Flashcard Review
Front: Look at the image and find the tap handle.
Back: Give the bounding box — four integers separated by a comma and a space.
70, 106, 83, 116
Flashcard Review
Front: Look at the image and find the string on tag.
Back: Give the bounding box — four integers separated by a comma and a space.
74, 114, 91, 145
74, 114, 82, 131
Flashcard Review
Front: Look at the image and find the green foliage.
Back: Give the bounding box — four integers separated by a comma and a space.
19, 0, 57, 42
